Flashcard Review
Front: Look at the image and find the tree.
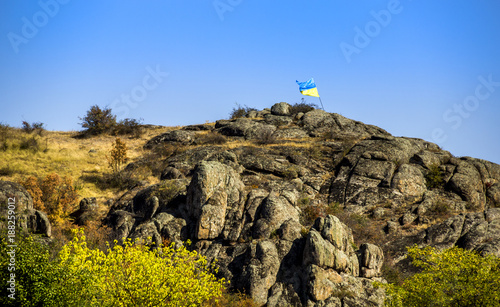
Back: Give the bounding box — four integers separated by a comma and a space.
382, 245, 500, 307
79, 105, 116, 135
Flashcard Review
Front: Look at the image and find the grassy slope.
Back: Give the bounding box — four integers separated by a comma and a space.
0, 126, 174, 202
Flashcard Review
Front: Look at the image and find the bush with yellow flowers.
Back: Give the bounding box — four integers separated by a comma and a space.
1, 229, 226, 306
55, 228, 226, 306
381, 245, 500, 307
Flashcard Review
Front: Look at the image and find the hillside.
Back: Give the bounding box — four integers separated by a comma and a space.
2, 102, 500, 306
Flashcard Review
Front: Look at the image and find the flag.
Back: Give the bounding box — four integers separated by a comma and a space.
296, 78, 320, 97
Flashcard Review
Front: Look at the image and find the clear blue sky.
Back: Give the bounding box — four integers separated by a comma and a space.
1, 1, 499, 164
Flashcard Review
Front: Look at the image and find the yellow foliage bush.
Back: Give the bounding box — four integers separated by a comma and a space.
107, 137, 127, 173
55, 229, 226, 306
19, 173, 78, 226
381, 245, 500, 307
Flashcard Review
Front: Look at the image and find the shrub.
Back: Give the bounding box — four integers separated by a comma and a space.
79, 105, 117, 136
253, 128, 276, 145
19, 136, 40, 152
21, 121, 45, 135
107, 137, 128, 173
1, 230, 227, 306
197, 131, 227, 145
229, 104, 257, 119
289, 100, 317, 116
113, 118, 144, 137
55, 229, 226, 306
0, 234, 62, 306
425, 164, 444, 189
382, 245, 500, 307
19, 173, 79, 225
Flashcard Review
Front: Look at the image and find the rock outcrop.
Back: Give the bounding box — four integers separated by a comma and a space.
97, 103, 500, 306
0, 181, 51, 237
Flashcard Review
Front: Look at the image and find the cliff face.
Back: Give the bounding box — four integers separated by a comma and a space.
8, 102, 498, 306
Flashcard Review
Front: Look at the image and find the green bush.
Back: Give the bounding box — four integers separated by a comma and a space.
229, 104, 257, 119
425, 164, 444, 189
79, 105, 117, 136
381, 245, 500, 307
113, 118, 144, 137
1, 229, 227, 306
21, 121, 45, 135
0, 234, 62, 306
289, 100, 317, 116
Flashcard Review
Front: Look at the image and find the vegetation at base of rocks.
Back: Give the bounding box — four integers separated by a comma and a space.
18, 173, 79, 226
0, 229, 227, 307
208, 289, 261, 307
113, 118, 145, 138
380, 245, 500, 307
289, 100, 317, 116
253, 128, 277, 145
299, 199, 341, 226
425, 164, 444, 189
151, 179, 185, 203
229, 104, 258, 119
197, 131, 228, 145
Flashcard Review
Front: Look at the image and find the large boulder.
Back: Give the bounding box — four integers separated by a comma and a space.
391, 164, 426, 200
448, 159, 486, 210
144, 130, 195, 148
252, 191, 301, 239
359, 243, 384, 278
0, 181, 51, 237
271, 102, 292, 116
186, 161, 246, 240
245, 240, 281, 305
70, 197, 99, 226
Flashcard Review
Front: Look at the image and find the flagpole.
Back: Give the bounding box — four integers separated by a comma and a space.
318, 97, 325, 111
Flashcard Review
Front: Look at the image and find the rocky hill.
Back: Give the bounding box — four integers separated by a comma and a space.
3, 102, 500, 306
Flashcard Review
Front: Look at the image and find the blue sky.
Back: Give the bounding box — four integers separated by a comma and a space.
1, 1, 499, 164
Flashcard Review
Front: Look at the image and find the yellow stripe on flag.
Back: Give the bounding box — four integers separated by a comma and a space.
300, 87, 320, 97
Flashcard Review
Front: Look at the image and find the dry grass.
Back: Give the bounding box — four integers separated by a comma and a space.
0, 126, 173, 200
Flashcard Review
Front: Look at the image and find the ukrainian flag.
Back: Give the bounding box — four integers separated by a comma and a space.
296, 78, 320, 97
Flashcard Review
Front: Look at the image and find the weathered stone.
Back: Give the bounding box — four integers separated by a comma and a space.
340, 275, 386, 307
424, 214, 465, 248
247, 240, 280, 305
487, 183, 500, 206
253, 191, 300, 239
160, 166, 185, 180
265, 114, 294, 127
153, 212, 187, 245
313, 215, 354, 253
303, 229, 355, 274
271, 102, 292, 116
391, 164, 426, 200
448, 159, 485, 210
0, 181, 51, 237
105, 210, 136, 240
129, 221, 162, 246
144, 130, 194, 148
186, 161, 245, 240
274, 128, 309, 139
359, 243, 384, 278
278, 218, 303, 241
267, 282, 302, 307
307, 264, 343, 301
70, 197, 99, 226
